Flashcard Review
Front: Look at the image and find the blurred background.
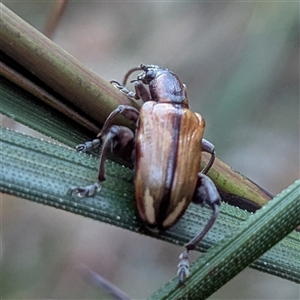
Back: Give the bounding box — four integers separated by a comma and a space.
1, 1, 299, 299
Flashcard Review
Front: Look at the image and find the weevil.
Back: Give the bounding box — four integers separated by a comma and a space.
69, 64, 221, 283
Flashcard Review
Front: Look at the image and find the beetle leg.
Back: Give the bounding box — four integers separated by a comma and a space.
75, 138, 101, 153
189, 174, 221, 242
201, 138, 216, 174
177, 173, 221, 283
110, 80, 137, 100
177, 249, 190, 283
133, 81, 151, 102
69, 125, 135, 199
110, 80, 151, 102
99, 105, 139, 138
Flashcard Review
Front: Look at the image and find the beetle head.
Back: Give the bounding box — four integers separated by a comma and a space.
136, 64, 166, 84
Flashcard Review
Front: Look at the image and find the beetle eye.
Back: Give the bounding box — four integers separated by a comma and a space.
141, 70, 154, 83
145, 70, 154, 78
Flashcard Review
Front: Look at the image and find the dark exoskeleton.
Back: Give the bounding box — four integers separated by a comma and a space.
69, 64, 221, 283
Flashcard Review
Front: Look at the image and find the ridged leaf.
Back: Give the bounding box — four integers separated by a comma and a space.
1, 127, 299, 293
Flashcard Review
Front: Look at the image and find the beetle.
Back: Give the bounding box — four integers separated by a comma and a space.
69, 64, 221, 283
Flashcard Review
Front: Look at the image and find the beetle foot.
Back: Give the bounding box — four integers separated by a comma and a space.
68, 181, 101, 199
76, 139, 101, 153
76, 143, 88, 152
177, 249, 190, 284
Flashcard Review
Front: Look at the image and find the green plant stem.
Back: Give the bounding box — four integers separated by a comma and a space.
0, 3, 137, 128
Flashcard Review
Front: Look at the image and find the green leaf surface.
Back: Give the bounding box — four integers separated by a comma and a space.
1, 127, 299, 291
0, 77, 92, 147
149, 180, 300, 299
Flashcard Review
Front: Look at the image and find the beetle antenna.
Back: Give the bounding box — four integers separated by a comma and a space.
122, 66, 142, 86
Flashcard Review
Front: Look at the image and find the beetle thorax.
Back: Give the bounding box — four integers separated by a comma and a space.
150, 72, 189, 107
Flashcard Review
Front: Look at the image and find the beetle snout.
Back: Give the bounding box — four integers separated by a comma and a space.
138, 72, 153, 84
140, 64, 160, 71
137, 64, 162, 84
